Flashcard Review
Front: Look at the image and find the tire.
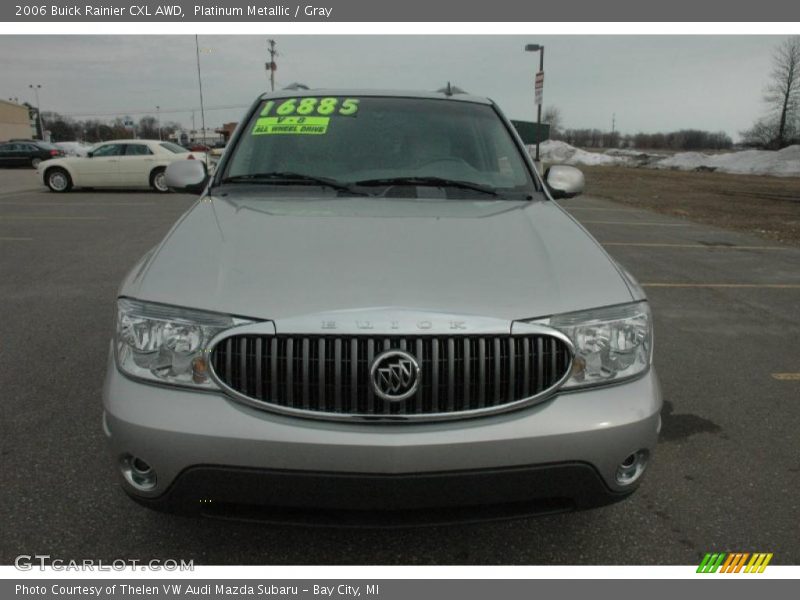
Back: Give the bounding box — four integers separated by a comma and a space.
150, 168, 169, 193
31, 157, 42, 168
45, 168, 72, 193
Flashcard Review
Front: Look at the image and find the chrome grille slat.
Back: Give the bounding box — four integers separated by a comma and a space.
255, 337, 263, 400
522, 337, 530, 398
508, 337, 515, 402
477, 338, 486, 408
415, 338, 424, 413
318, 337, 326, 410
366, 339, 375, 413
211, 333, 571, 420
447, 337, 455, 412
493, 337, 501, 406
334, 338, 342, 412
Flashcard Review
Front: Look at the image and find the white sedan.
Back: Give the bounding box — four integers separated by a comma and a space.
37, 140, 206, 193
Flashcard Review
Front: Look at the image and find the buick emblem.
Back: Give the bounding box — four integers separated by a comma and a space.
370, 350, 420, 401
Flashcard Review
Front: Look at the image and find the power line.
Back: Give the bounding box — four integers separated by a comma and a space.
54, 104, 250, 119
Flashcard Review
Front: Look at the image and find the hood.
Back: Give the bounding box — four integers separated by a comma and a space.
122, 192, 633, 323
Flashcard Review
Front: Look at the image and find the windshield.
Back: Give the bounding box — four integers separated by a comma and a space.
160, 142, 187, 153
221, 96, 535, 199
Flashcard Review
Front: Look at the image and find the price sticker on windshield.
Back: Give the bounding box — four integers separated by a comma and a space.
252, 116, 330, 135
258, 97, 359, 119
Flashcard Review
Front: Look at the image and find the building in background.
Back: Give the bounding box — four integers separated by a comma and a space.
216, 122, 238, 143
0, 99, 36, 140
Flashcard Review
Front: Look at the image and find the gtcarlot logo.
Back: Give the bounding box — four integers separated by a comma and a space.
14, 554, 194, 572
697, 552, 773, 573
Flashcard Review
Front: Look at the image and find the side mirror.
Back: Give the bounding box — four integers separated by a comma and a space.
544, 165, 584, 199
86, 151, 93, 158
165, 160, 208, 194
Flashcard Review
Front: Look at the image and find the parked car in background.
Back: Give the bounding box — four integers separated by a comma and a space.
37, 139, 206, 193
0, 140, 64, 168
55, 141, 91, 157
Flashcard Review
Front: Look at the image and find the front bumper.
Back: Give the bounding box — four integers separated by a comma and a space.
103, 356, 662, 517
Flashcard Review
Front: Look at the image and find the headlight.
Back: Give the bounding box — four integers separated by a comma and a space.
115, 298, 254, 389
531, 301, 652, 389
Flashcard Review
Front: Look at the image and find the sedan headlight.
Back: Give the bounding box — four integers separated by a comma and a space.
115, 298, 253, 389
532, 301, 652, 389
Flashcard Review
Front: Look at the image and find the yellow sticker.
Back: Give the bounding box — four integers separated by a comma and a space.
252, 116, 330, 135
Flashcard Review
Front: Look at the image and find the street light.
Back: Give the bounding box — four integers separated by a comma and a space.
156, 105, 162, 140
29, 84, 44, 140
524, 44, 545, 164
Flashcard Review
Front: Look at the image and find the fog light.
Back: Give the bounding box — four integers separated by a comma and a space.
121, 455, 157, 491
615, 450, 649, 486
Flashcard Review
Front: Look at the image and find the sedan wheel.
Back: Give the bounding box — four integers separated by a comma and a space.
46, 169, 72, 193
151, 169, 169, 193
31, 157, 42, 168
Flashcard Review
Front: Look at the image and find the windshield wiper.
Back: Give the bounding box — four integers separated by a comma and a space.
352, 176, 499, 197
219, 172, 365, 195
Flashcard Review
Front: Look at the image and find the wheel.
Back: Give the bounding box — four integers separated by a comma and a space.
150, 168, 169, 193
31, 157, 42, 168
45, 168, 72, 193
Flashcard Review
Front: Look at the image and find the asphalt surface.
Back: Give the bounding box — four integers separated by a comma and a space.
1, 168, 798, 565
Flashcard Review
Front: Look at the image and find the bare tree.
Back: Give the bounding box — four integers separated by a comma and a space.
768, 37, 800, 146
743, 36, 800, 148
542, 106, 562, 139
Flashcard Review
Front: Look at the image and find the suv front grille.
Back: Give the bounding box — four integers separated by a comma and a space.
209, 334, 572, 420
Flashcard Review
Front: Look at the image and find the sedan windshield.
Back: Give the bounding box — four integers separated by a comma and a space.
221, 96, 536, 199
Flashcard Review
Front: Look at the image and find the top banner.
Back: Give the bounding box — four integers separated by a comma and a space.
2, 0, 797, 22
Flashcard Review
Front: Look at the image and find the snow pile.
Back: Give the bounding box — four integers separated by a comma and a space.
534, 141, 632, 166
654, 145, 800, 177
534, 140, 800, 177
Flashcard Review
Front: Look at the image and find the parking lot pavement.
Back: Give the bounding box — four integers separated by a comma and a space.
0, 167, 46, 196
1, 173, 798, 566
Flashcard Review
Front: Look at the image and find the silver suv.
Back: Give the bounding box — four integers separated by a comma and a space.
103, 90, 661, 523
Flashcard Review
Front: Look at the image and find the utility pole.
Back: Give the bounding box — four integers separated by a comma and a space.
266, 39, 278, 92
29, 84, 44, 140
612, 113, 616, 134
194, 35, 207, 152
156, 105, 162, 141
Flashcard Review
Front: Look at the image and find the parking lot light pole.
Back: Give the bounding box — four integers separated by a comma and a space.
29, 84, 44, 140
524, 44, 544, 163
156, 105, 162, 141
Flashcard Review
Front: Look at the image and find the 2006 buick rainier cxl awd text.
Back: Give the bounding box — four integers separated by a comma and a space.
103, 89, 662, 524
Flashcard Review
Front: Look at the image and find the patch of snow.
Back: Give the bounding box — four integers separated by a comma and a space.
654, 145, 800, 177
533, 141, 632, 166
533, 140, 800, 177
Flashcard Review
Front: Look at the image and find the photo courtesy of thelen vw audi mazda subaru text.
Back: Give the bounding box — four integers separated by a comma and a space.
103, 89, 661, 524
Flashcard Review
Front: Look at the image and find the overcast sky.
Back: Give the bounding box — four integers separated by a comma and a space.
1, 35, 791, 139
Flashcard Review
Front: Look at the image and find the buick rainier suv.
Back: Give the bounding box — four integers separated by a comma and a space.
103, 89, 662, 524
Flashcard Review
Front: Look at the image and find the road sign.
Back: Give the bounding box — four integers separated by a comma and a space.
510, 120, 550, 145
535, 71, 544, 106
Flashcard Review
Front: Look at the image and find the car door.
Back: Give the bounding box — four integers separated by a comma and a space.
6, 143, 27, 166
118, 143, 155, 187
78, 143, 123, 186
